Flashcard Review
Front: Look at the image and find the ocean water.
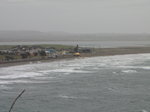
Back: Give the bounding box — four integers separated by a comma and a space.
0, 53, 150, 112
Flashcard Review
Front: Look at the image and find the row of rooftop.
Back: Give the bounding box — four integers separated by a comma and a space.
0, 45, 92, 61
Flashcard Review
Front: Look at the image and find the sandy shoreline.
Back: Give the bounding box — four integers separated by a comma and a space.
0, 47, 150, 68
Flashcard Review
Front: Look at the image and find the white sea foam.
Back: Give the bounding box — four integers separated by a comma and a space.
57, 94, 88, 100
0, 80, 30, 84
0, 79, 49, 85
0, 53, 150, 87
0, 72, 42, 79
122, 70, 137, 73
141, 110, 148, 112
32, 76, 55, 80
140, 66, 150, 70
43, 68, 91, 73
118, 66, 150, 70
58, 95, 78, 99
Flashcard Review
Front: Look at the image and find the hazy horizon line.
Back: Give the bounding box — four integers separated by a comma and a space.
0, 30, 150, 35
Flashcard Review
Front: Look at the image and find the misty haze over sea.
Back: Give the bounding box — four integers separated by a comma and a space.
0, 31, 150, 42
0, 31, 150, 48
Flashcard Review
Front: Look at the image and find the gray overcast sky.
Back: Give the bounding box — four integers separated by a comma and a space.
0, 0, 150, 33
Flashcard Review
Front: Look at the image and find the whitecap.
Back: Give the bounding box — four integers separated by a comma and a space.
140, 66, 150, 70
0, 85, 11, 90
38, 67, 92, 75
0, 79, 49, 85
122, 70, 137, 73
140, 109, 148, 112
58, 95, 77, 99
0, 72, 43, 79
32, 76, 55, 80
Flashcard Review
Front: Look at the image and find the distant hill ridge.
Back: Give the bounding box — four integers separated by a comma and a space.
0, 31, 150, 42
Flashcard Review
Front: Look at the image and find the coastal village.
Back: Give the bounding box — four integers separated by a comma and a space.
1, 44, 150, 65
0, 45, 92, 64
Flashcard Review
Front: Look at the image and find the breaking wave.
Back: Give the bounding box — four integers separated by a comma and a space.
0, 53, 150, 88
